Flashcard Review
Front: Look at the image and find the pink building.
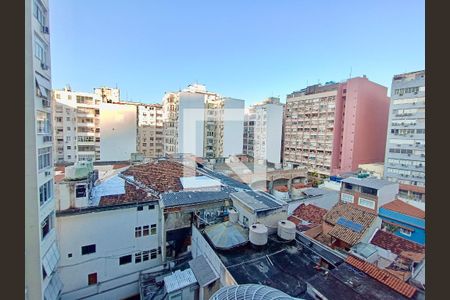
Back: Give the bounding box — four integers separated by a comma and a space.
283, 76, 389, 177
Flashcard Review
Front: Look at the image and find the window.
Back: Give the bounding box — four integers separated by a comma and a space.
135, 227, 142, 238
151, 224, 157, 235
150, 249, 157, 259
34, 37, 47, 63
41, 213, 54, 240
143, 225, 150, 236
39, 180, 53, 205
148, 205, 155, 210
38, 147, 51, 170
42, 266, 47, 280
88, 273, 97, 285
142, 250, 149, 261
135, 252, 142, 263
76, 185, 86, 198
33, 0, 46, 26
36, 111, 51, 134
81, 244, 96, 255
67, 146, 71, 150
120, 255, 132, 265
340, 193, 354, 203
358, 197, 376, 210
400, 228, 412, 237
137, 206, 143, 211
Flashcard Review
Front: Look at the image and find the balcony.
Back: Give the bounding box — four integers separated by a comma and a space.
43, 135, 52, 143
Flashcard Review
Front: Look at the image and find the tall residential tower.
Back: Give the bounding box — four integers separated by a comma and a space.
384, 71, 425, 202
25, 0, 63, 298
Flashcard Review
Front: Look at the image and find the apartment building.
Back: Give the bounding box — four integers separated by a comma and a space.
283, 76, 390, 177
53, 88, 140, 162
53, 88, 102, 162
137, 104, 165, 158
164, 84, 245, 159
94, 86, 120, 103
243, 97, 284, 164
383, 71, 425, 202
25, 0, 63, 299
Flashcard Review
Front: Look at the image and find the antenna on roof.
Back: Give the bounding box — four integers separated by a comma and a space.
349, 67, 352, 79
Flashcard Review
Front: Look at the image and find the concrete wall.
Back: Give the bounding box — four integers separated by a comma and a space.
57, 204, 163, 299
178, 92, 206, 157
265, 104, 284, 164
99, 103, 137, 161
223, 98, 245, 157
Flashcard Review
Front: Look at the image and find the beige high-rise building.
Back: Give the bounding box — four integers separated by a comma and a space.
137, 104, 165, 158
25, 0, 63, 299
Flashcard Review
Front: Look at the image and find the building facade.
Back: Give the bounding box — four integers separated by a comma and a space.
165, 84, 245, 159
94, 86, 120, 103
383, 70, 425, 202
25, 0, 63, 299
283, 76, 390, 177
137, 104, 165, 158
243, 97, 284, 164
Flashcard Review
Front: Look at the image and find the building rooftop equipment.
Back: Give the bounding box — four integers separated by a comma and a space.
180, 176, 221, 190
163, 269, 197, 294
188, 255, 219, 287
204, 221, 249, 250
210, 284, 302, 300
160, 191, 230, 208
230, 190, 285, 212
341, 177, 395, 190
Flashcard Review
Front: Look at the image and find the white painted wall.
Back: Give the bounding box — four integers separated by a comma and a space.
222, 98, 245, 157
178, 92, 206, 157
99, 103, 137, 161
265, 104, 284, 164
57, 203, 163, 299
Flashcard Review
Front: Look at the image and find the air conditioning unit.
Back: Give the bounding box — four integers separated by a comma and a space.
45, 171, 51, 176
41, 26, 49, 34
41, 62, 49, 70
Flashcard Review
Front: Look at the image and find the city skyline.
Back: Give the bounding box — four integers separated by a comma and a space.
50, 0, 424, 104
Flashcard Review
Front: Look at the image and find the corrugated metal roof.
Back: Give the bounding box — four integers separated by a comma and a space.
188, 255, 219, 287
160, 191, 230, 208
164, 269, 197, 294
180, 176, 221, 189
231, 190, 284, 212
341, 177, 395, 190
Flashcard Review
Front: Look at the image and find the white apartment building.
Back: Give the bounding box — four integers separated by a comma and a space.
137, 104, 165, 158
25, 0, 63, 299
384, 70, 426, 202
53, 88, 140, 163
170, 84, 245, 158
243, 97, 284, 164
94, 86, 120, 103
55, 164, 164, 299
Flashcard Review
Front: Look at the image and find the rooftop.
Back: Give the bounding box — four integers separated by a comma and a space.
345, 255, 417, 298
370, 230, 425, 258
324, 203, 377, 246
341, 177, 395, 190
188, 255, 219, 287
381, 200, 425, 219
180, 176, 221, 190
230, 190, 285, 212
163, 269, 197, 294
288, 204, 327, 228
204, 221, 249, 250
160, 191, 230, 208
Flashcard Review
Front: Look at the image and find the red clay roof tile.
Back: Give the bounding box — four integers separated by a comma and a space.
381, 199, 425, 219
370, 230, 425, 257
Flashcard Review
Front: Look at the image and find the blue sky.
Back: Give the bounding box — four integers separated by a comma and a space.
50, 0, 424, 105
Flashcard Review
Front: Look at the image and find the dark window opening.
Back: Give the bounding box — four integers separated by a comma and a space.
81, 244, 96, 255
119, 255, 132, 265
76, 185, 86, 198
88, 273, 97, 285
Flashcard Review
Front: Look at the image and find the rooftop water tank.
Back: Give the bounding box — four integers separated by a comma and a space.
277, 220, 296, 241
65, 161, 93, 180
249, 223, 268, 246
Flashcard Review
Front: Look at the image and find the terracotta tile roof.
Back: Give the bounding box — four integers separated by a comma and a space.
345, 255, 417, 298
399, 184, 425, 194
324, 202, 377, 246
289, 203, 327, 226
274, 185, 289, 192
381, 199, 425, 219
292, 182, 313, 189
122, 160, 197, 193
113, 163, 130, 170
370, 230, 425, 257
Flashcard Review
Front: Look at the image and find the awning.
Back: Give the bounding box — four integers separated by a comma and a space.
44, 273, 63, 300
42, 243, 60, 275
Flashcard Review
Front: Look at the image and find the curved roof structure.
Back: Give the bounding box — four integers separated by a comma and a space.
210, 284, 303, 300
204, 221, 249, 250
